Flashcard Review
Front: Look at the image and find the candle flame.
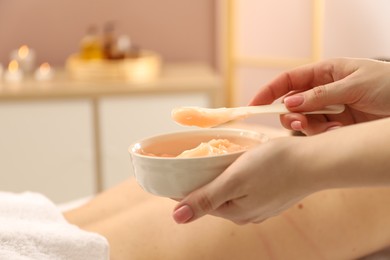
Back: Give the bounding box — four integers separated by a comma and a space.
40, 62, 51, 73
8, 60, 19, 72
18, 45, 30, 59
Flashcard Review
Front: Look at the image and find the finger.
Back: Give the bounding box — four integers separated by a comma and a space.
172, 170, 240, 224
303, 116, 343, 135
283, 77, 357, 113
281, 105, 356, 134
249, 61, 337, 106
280, 113, 343, 136
280, 113, 308, 131
206, 198, 263, 225
206, 199, 252, 224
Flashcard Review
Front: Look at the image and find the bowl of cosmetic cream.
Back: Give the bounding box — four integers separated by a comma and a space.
129, 128, 268, 199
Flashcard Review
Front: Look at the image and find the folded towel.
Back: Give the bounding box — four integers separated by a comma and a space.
0, 191, 109, 260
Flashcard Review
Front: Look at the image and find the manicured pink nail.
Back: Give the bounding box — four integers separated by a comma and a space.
284, 95, 304, 107
291, 121, 303, 131
173, 205, 193, 224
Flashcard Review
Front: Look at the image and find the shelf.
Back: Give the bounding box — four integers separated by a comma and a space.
0, 63, 222, 102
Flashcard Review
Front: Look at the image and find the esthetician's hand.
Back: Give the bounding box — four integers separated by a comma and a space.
172, 116, 390, 224
249, 58, 390, 135
173, 136, 312, 224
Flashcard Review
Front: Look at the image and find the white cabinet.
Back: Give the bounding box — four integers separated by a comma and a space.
0, 100, 95, 203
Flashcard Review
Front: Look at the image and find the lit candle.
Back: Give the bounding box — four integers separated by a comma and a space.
34, 62, 54, 81
4, 60, 23, 83
10, 45, 36, 73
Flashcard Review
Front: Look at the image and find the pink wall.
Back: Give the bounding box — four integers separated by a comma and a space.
0, 0, 216, 67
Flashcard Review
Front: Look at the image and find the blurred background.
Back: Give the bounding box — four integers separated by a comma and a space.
1, 0, 390, 203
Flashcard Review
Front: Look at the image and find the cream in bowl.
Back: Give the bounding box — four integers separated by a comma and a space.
129, 128, 268, 199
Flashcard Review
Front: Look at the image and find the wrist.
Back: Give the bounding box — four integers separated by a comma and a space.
301, 118, 390, 190
291, 136, 328, 194
271, 136, 322, 196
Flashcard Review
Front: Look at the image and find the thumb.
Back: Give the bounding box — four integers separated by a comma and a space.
284, 81, 347, 112
172, 181, 229, 224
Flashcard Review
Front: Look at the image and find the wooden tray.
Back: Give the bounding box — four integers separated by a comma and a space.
65, 50, 162, 82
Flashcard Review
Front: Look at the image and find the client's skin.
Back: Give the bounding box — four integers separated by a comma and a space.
64, 178, 390, 260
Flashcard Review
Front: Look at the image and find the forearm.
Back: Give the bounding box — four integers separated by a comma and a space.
303, 117, 390, 191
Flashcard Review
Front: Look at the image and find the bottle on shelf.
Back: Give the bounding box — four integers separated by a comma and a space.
102, 21, 125, 60
80, 25, 104, 60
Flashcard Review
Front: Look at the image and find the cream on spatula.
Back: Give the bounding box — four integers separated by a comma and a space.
171, 103, 345, 128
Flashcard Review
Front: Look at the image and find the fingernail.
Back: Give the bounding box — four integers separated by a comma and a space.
291, 121, 303, 131
284, 95, 304, 107
173, 205, 193, 224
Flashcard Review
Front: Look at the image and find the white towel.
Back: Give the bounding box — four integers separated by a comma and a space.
0, 191, 109, 260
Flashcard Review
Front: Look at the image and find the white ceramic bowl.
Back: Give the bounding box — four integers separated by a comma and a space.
129, 128, 268, 199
